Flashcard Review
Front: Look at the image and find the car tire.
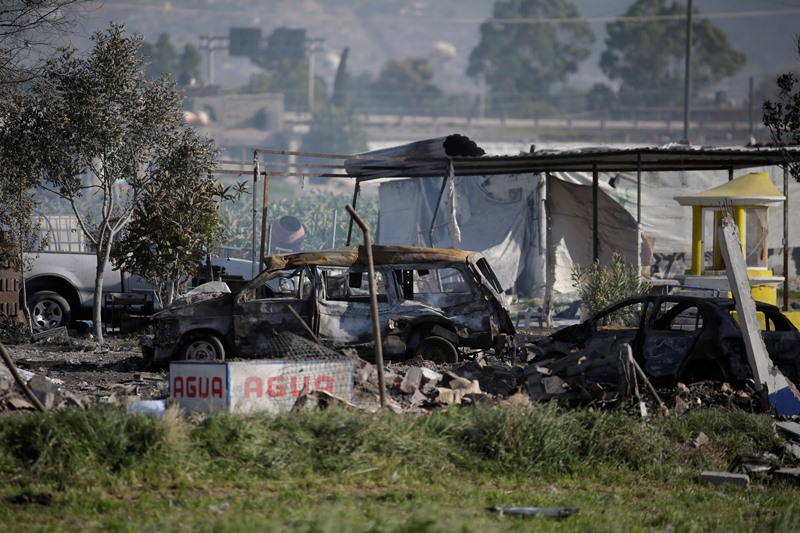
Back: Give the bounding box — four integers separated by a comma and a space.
414, 336, 458, 364
28, 290, 72, 332
179, 334, 226, 361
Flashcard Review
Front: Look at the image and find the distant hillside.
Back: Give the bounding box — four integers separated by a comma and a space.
88, 0, 798, 105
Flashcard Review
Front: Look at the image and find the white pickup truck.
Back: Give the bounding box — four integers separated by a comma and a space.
25, 215, 254, 332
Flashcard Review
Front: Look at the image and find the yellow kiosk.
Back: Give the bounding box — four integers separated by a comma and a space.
674, 171, 784, 305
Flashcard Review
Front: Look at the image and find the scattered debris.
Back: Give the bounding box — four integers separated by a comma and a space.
690, 431, 709, 448
487, 505, 578, 518
699, 471, 750, 489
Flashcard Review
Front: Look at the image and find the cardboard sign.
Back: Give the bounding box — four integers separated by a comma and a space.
170, 359, 354, 414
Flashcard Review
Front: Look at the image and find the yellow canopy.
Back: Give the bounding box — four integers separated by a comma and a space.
674, 172, 785, 206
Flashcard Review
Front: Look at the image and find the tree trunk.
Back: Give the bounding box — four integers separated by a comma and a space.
91, 235, 113, 343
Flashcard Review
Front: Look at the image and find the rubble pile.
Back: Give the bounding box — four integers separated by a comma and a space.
0, 337, 168, 414
0, 328, 786, 420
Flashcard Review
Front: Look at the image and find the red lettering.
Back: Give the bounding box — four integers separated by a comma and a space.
291, 376, 310, 397
212, 377, 223, 398
244, 377, 263, 398
268, 376, 285, 397
172, 375, 224, 399
315, 375, 334, 394
173, 377, 183, 397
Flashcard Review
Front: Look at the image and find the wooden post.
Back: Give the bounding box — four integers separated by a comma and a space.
718, 215, 800, 415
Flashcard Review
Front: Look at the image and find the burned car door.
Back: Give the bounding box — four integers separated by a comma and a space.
316, 266, 394, 346
592, 299, 647, 347
753, 306, 800, 384
232, 265, 315, 357
640, 299, 706, 383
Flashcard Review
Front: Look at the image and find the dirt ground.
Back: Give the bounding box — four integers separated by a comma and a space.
2, 328, 549, 410
0, 325, 770, 416
5, 333, 168, 407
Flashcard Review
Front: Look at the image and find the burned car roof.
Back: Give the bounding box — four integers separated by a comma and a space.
262, 245, 474, 272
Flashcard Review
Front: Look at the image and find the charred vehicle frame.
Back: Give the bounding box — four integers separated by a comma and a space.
533, 294, 800, 386
141, 245, 515, 365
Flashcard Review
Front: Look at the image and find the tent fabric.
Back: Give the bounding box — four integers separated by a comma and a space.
377, 174, 536, 291
376, 166, 798, 299
545, 176, 640, 296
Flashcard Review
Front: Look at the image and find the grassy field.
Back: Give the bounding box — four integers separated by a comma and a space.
0, 404, 797, 532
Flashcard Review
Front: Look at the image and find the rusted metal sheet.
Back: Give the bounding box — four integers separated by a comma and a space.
262, 245, 472, 272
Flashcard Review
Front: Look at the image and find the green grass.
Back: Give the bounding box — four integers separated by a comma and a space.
0, 405, 797, 532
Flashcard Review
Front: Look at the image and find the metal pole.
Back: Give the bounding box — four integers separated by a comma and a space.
252, 151, 259, 279
428, 176, 448, 247
345, 205, 386, 409
331, 209, 337, 248
345, 180, 361, 246
308, 48, 315, 111
592, 163, 599, 262
682, 0, 693, 142
748, 76, 754, 137
637, 154, 642, 277
784, 166, 790, 311
259, 172, 270, 269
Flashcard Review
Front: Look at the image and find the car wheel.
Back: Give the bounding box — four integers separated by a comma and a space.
179, 334, 226, 361
414, 336, 458, 364
28, 291, 72, 332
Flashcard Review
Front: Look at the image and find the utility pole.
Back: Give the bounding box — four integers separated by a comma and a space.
199, 35, 228, 86
682, 0, 693, 142
307, 37, 324, 111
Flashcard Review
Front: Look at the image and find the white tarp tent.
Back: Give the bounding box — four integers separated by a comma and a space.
377, 172, 642, 298
376, 165, 798, 300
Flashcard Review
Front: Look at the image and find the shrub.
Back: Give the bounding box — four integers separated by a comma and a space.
571, 252, 651, 318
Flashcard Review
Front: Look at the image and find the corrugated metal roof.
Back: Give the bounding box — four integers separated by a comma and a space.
347, 144, 800, 181
247, 136, 799, 181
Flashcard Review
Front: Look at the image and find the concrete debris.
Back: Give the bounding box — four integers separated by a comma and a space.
399, 367, 423, 394
690, 431, 709, 448
28, 374, 59, 410
0, 362, 79, 412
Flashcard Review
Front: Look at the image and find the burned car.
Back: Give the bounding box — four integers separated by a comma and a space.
141, 245, 515, 365
533, 294, 800, 386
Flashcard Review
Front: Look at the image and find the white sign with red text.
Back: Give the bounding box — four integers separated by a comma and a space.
170, 360, 354, 414
169, 362, 228, 414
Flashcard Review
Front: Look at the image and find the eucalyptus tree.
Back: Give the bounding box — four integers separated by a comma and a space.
600, 0, 745, 108
466, 0, 594, 115
0, 0, 85, 90
21, 24, 218, 342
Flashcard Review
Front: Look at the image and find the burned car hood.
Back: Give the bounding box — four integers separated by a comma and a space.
158, 291, 234, 317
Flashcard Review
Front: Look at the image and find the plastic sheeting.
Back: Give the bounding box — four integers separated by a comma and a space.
376, 166, 799, 298
377, 175, 538, 292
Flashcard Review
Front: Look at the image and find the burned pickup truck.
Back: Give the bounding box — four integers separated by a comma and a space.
141, 245, 515, 365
